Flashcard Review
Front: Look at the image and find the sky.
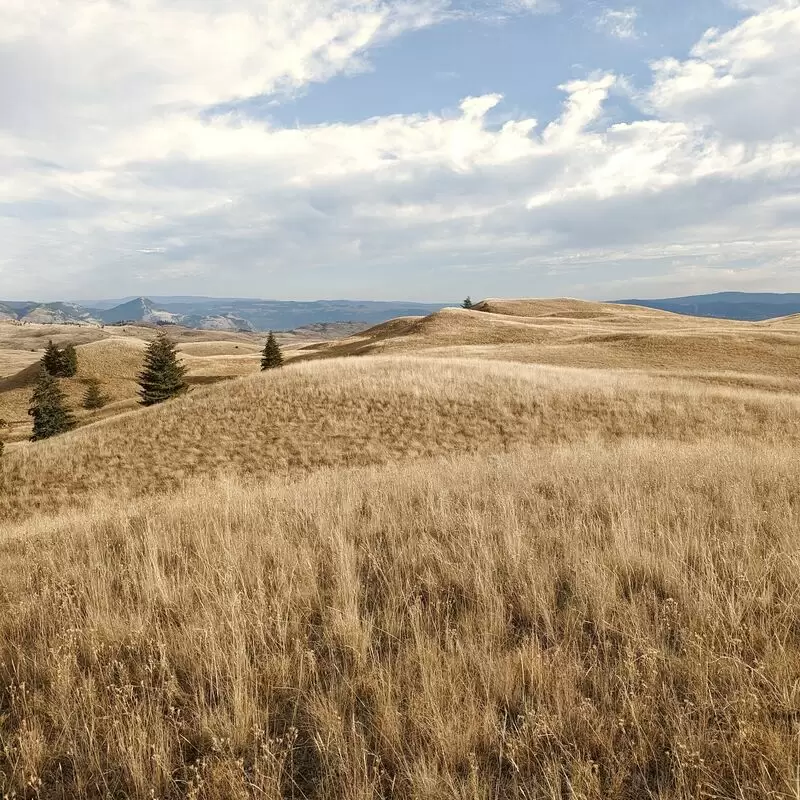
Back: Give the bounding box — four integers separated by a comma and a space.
0, 0, 799, 302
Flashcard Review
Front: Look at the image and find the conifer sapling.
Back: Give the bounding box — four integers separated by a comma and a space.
82, 378, 107, 410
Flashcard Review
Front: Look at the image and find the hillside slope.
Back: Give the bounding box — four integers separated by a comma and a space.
4, 355, 800, 523
3, 300, 800, 798
295, 301, 800, 383
2, 439, 799, 798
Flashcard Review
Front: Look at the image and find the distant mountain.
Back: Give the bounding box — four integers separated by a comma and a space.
97, 297, 174, 325
612, 292, 800, 321
0, 301, 100, 325
1, 296, 450, 331
91, 297, 448, 330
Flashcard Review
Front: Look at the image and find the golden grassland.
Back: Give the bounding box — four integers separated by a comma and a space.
0, 323, 311, 441
4, 356, 800, 524
298, 300, 800, 383
2, 442, 800, 798
2, 300, 800, 798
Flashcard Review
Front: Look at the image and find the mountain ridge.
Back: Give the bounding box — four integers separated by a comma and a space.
4, 292, 800, 329
0, 296, 450, 331
611, 291, 800, 321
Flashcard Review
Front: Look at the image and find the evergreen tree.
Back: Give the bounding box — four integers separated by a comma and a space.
462, 296, 474, 309
41, 340, 63, 375
40, 340, 78, 377
261, 331, 284, 370
28, 370, 76, 441
82, 378, 107, 410
61, 343, 78, 377
138, 330, 188, 406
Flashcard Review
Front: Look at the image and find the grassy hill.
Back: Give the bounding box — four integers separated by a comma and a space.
296, 300, 800, 384
0, 324, 313, 441
1, 300, 800, 798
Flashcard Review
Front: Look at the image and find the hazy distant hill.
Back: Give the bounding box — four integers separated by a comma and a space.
0, 296, 450, 331
612, 292, 800, 321
0, 301, 100, 325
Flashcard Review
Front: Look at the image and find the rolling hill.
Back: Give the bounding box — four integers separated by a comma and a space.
1, 298, 799, 798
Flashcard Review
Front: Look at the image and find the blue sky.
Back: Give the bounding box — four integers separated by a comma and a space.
0, 0, 798, 302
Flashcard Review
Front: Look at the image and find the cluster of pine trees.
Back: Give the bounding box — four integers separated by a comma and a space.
41, 340, 78, 377
26, 340, 110, 441
17, 330, 285, 446
28, 341, 80, 441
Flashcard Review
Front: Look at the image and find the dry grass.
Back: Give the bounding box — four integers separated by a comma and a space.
2, 441, 800, 798
3, 301, 800, 798
0, 322, 334, 441
4, 355, 800, 524
5, 300, 799, 440
297, 302, 800, 382
0, 337, 265, 442
177, 342, 263, 357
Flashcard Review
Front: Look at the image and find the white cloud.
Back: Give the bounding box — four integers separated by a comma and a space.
596, 7, 639, 40
0, 0, 799, 300
502, 0, 560, 13
0, 0, 444, 152
647, 2, 800, 140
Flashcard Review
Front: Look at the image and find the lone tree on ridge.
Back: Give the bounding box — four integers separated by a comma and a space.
462, 296, 474, 309
138, 330, 188, 406
261, 331, 284, 370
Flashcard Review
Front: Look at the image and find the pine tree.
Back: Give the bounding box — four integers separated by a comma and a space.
82, 378, 107, 410
261, 331, 284, 370
41, 340, 63, 375
40, 340, 78, 377
28, 370, 76, 441
462, 296, 474, 309
138, 330, 188, 406
61, 343, 78, 377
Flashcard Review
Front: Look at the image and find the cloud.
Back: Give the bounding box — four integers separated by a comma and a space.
595, 7, 639, 40
0, 0, 799, 300
0, 0, 444, 151
502, 0, 560, 13
647, 2, 800, 140
448, 0, 559, 22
